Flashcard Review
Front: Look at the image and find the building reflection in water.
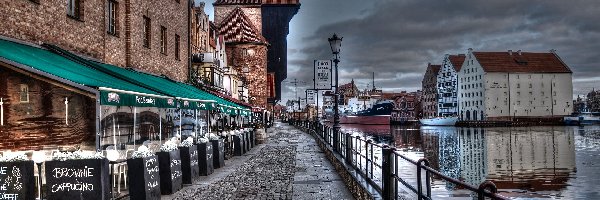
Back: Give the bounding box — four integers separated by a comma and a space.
392, 125, 577, 197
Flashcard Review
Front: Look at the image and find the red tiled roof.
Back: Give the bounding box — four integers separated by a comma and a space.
473, 51, 571, 73
428, 64, 441, 74
214, 0, 262, 5
218, 8, 267, 44
449, 54, 466, 71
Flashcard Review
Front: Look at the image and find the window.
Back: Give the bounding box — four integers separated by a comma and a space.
517, 83, 520, 88
529, 83, 532, 88
143, 16, 151, 48
107, 0, 118, 36
20, 84, 29, 102
160, 26, 167, 54
67, 0, 82, 19
175, 34, 180, 60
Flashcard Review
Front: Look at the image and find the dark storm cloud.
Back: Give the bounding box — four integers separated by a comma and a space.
283, 0, 600, 101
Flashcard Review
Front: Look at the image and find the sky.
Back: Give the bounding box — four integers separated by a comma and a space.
198, 0, 600, 104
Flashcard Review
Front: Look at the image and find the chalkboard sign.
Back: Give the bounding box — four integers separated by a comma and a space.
0, 161, 35, 200
197, 142, 214, 176
179, 146, 199, 184
211, 139, 224, 168
233, 135, 244, 156
156, 150, 182, 195
44, 159, 110, 200
127, 156, 161, 200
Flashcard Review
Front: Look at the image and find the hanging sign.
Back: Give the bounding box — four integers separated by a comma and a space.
306, 90, 316, 105
314, 60, 333, 90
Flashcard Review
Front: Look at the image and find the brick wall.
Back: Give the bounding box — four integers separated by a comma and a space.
227, 44, 268, 108
214, 5, 262, 34
0, 67, 96, 151
0, 0, 189, 82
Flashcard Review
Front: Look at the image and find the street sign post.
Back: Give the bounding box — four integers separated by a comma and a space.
314, 60, 333, 90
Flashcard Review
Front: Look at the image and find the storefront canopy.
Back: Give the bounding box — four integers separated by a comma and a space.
0, 38, 165, 101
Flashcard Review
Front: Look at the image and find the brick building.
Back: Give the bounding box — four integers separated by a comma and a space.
390, 91, 422, 124
0, 0, 190, 151
422, 63, 441, 118
0, 0, 190, 82
338, 80, 359, 105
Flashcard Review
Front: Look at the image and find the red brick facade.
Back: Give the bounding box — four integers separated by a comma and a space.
422, 64, 440, 118
0, 0, 189, 81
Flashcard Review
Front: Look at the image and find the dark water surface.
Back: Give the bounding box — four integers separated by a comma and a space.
340, 124, 600, 199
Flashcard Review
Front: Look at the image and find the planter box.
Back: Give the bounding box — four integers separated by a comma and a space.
245, 131, 251, 151
197, 142, 214, 176
179, 146, 199, 184
210, 139, 224, 168
44, 159, 110, 200
0, 160, 36, 200
156, 150, 182, 195
126, 156, 161, 200
233, 135, 244, 156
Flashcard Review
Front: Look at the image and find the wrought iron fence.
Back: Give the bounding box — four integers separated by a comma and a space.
291, 120, 509, 200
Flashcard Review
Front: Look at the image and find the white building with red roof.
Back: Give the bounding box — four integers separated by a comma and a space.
458, 49, 573, 121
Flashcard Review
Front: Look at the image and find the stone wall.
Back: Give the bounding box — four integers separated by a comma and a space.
0, 66, 96, 151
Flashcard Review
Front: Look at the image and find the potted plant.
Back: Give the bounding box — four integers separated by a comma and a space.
127, 146, 161, 200
44, 151, 110, 200
156, 139, 182, 195
196, 136, 214, 176
209, 133, 225, 168
178, 137, 199, 184
0, 153, 35, 200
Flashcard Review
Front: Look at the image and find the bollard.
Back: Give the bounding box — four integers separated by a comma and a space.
345, 133, 352, 165
477, 181, 498, 200
381, 146, 394, 200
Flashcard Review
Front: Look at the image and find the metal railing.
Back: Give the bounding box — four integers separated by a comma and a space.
291, 120, 509, 200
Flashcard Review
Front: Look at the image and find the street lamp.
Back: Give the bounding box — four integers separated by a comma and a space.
328, 33, 342, 152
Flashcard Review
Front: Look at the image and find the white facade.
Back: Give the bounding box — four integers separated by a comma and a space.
458, 50, 573, 120
437, 55, 461, 117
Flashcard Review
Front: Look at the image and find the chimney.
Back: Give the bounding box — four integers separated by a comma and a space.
517, 50, 522, 55
508, 50, 513, 55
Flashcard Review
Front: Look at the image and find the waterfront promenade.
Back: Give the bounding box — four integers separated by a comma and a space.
164, 122, 354, 200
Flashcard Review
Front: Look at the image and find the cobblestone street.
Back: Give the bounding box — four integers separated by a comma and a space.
165, 122, 354, 200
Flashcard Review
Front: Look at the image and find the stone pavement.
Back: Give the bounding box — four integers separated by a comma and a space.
164, 122, 354, 200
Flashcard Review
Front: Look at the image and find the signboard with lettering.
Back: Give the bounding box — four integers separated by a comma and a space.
157, 150, 182, 195
127, 156, 161, 200
197, 142, 214, 176
314, 60, 333, 90
44, 159, 110, 200
306, 90, 316, 105
179, 146, 199, 184
0, 161, 35, 200
211, 139, 225, 169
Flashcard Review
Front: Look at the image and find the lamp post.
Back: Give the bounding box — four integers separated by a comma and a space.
328, 33, 342, 152
32, 151, 45, 200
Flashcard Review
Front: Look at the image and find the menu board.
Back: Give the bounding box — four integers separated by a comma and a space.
0, 161, 35, 200
44, 159, 109, 200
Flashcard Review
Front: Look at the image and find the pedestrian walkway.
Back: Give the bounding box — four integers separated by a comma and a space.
164, 122, 354, 200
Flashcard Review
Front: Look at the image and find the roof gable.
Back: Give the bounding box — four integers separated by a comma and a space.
214, 0, 262, 5
472, 51, 571, 73
218, 7, 267, 44
448, 54, 466, 72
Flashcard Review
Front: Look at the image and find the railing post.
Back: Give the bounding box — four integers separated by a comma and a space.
345, 133, 352, 164
366, 139, 371, 176
416, 158, 431, 200
382, 145, 394, 200
478, 181, 498, 200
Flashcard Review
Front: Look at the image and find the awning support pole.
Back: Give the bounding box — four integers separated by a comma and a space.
133, 107, 137, 146
65, 97, 69, 125
1, 98, 4, 126
159, 108, 162, 144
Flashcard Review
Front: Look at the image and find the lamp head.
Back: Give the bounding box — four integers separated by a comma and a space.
328, 33, 343, 54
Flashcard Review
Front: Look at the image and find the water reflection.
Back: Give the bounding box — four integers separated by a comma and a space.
380, 125, 590, 199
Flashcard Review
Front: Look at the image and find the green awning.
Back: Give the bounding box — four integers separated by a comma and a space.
0, 39, 165, 107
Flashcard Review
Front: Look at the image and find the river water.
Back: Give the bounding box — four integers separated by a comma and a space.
339, 124, 600, 200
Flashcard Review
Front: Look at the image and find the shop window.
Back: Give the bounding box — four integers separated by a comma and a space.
20, 84, 29, 103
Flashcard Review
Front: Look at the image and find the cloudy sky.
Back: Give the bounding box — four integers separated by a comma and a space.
200, 0, 600, 104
